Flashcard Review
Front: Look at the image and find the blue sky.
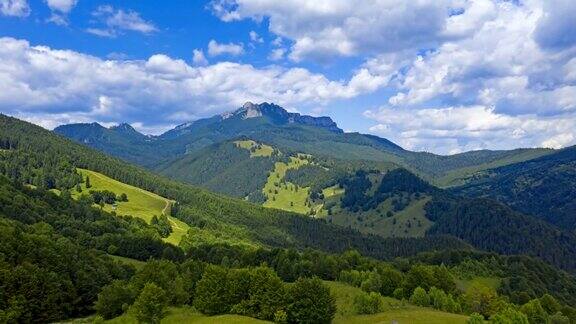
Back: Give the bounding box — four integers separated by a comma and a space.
1, 0, 575, 154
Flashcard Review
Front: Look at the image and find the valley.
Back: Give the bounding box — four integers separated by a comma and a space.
2, 106, 576, 324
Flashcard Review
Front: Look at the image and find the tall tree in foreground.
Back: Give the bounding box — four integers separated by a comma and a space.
287, 277, 336, 324
129, 283, 167, 324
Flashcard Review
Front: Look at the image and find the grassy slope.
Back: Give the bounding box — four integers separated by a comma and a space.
329, 196, 433, 238
66, 307, 270, 323
73, 168, 190, 246
74, 282, 467, 323
456, 276, 501, 293
234, 139, 273, 157
435, 149, 553, 187
327, 281, 469, 324
107, 255, 146, 270
262, 155, 313, 214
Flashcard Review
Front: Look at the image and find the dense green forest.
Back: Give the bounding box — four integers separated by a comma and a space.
0, 114, 469, 259
3, 113, 576, 323
335, 168, 576, 273
453, 145, 576, 231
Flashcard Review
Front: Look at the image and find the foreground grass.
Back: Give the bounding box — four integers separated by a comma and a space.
73, 169, 190, 246
106, 307, 270, 324
326, 281, 469, 324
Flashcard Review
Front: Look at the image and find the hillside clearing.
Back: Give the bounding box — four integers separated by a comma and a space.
73, 168, 190, 246
262, 155, 313, 214
234, 139, 274, 157
329, 195, 433, 238
326, 281, 469, 324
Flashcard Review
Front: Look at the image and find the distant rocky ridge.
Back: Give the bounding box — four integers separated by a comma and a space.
227, 102, 343, 133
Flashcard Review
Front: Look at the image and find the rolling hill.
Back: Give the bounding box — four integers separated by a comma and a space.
329, 168, 576, 273
54, 102, 552, 186
4, 113, 576, 323
0, 113, 469, 260
452, 145, 576, 231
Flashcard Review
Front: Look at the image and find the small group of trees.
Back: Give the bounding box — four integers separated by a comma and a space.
89, 190, 128, 205
151, 215, 172, 238
194, 265, 336, 323
95, 261, 336, 323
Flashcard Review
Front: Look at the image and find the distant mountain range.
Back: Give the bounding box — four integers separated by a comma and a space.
54, 102, 552, 183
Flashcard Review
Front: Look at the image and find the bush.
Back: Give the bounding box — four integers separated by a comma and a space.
410, 287, 429, 307
393, 287, 405, 300
491, 307, 530, 324
467, 313, 484, 324
273, 309, 288, 323
354, 291, 382, 314
521, 299, 549, 324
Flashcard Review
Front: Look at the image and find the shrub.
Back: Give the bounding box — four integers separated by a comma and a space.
410, 287, 429, 307
354, 291, 382, 314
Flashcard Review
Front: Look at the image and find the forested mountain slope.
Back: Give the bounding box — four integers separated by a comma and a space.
0, 114, 469, 261
331, 168, 576, 273
54, 102, 551, 185
4, 113, 576, 324
452, 145, 576, 231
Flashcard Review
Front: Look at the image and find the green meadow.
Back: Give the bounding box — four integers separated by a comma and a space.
329, 195, 433, 238
262, 155, 313, 214
327, 281, 469, 324
73, 168, 189, 246
234, 139, 274, 157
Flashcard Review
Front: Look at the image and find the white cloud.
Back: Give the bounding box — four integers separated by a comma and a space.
534, 0, 576, 50
0, 0, 30, 17
211, 0, 463, 62
383, 1, 576, 119
249, 30, 263, 43
268, 48, 285, 61
207, 39, 245, 56
0, 37, 384, 132
88, 5, 157, 38
192, 49, 208, 66
45, 0, 76, 13
364, 105, 576, 153
45, 0, 77, 25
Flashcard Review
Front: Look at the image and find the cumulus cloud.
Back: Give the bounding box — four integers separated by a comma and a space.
365, 106, 576, 154
211, 0, 463, 62
0, 0, 30, 17
45, 0, 76, 13
384, 1, 576, 118
87, 5, 157, 38
249, 31, 263, 43
534, 0, 576, 50
192, 49, 208, 66
0, 37, 385, 133
207, 40, 244, 56
268, 48, 285, 61
45, 0, 78, 25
